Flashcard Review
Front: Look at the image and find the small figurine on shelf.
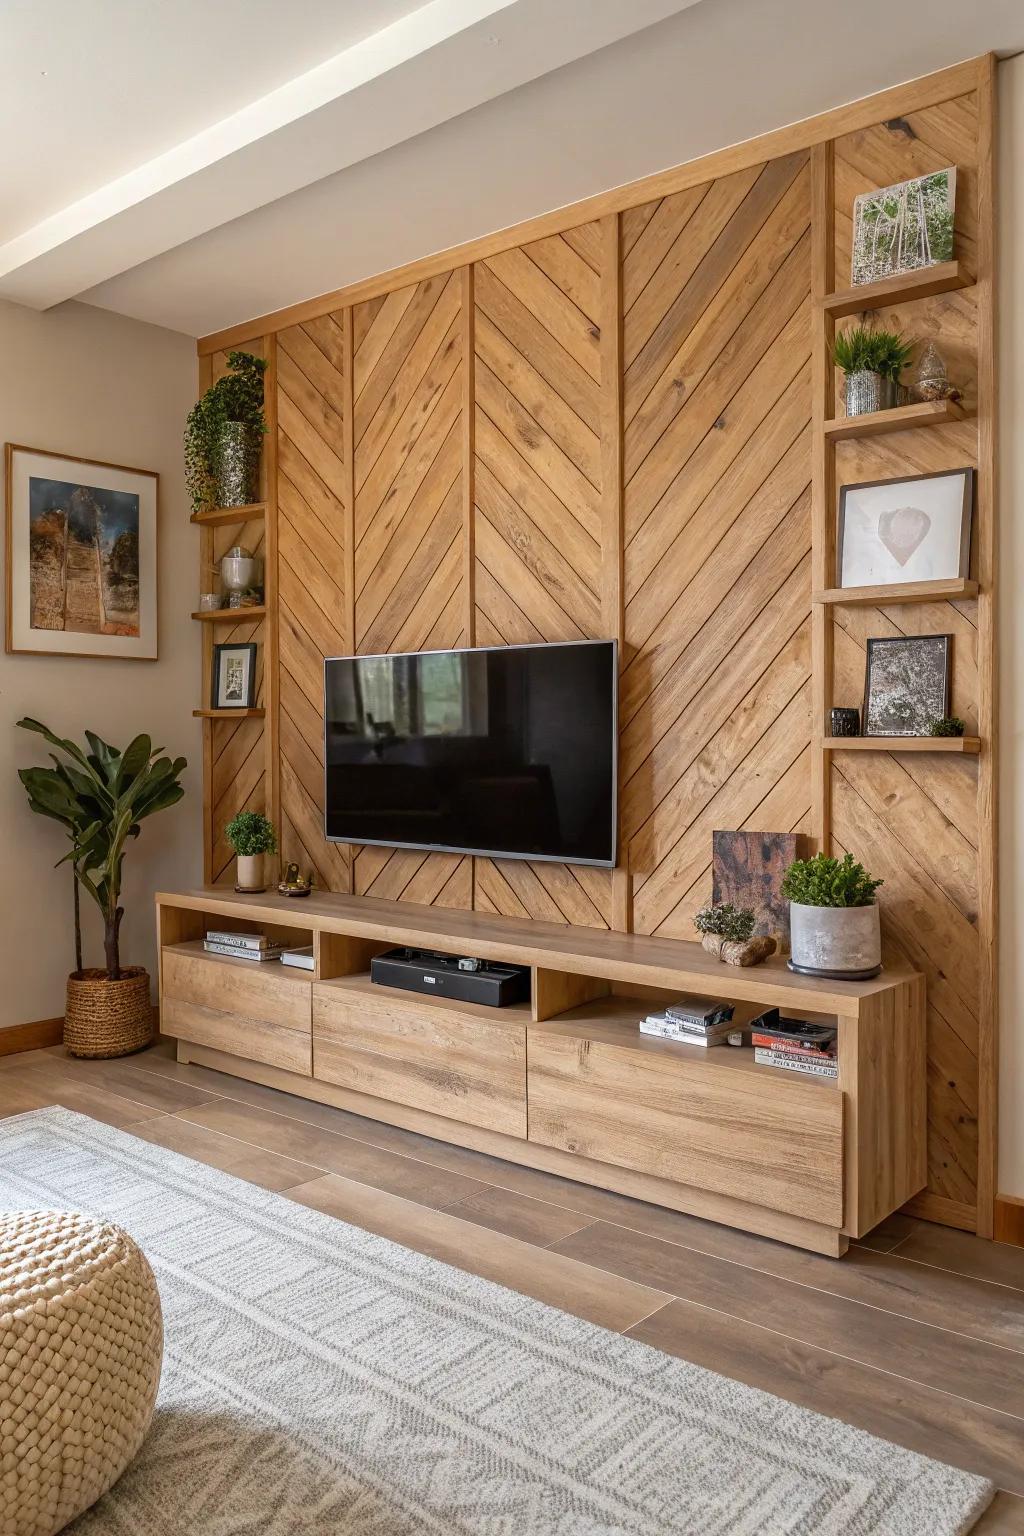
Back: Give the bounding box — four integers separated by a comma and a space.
914, 341, 961, 403
928, 715, 966, 738
221, 545, 261, 608
278, 862, 313, 898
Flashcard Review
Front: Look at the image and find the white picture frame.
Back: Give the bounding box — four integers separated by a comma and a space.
837, 468, 973, 590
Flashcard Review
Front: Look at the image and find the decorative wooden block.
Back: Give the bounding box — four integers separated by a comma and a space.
712, 831, 800, 953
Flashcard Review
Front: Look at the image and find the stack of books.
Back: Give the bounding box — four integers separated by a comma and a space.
640, 995, 736, 1048
204, 930, 284, 963
750, 1010, 838, 1079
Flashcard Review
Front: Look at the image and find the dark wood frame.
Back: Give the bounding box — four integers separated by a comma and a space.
4, 441, 159, 660
211, 640, 258, 710
862, 633, 952, 738
836, 466, 974, 590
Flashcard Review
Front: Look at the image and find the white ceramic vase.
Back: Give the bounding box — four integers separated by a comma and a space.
236, 853, 264, 891
789, 901, 881, 978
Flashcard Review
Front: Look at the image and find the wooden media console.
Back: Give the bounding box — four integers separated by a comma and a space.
157, 887, 926, 1257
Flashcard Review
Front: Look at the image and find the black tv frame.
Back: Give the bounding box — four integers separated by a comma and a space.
322, 638, 618, 868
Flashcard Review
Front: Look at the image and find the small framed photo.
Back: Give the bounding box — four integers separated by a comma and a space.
6, 442, 158, 659
212, 642, 257, 710
837, 468, 973, 590
863, 634, 951, 737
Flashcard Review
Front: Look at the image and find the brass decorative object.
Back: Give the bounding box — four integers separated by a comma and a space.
278, 862, 313, 897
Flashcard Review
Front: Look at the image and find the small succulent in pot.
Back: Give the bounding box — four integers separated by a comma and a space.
694, 903, 776, 967
928, 715, 966, 738
782, 853, 883, 979
225, 810, 277, 892
832, 325, 915, 417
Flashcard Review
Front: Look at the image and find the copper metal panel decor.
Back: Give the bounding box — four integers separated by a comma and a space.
712, 830, 800, 950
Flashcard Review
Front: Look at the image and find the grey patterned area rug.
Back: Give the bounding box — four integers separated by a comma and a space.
0, 1108, 993, 1536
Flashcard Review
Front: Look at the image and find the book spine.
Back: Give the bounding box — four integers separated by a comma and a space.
754, 1048, 838, 1078
206, 933, 268, 950
204, 941, 281, 961
750, 1033, 836, 1061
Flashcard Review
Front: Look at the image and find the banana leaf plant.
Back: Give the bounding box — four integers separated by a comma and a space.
17, 719, 186, 980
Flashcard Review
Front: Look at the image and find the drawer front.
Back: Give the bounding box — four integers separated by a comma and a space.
163, 949, 312, 1076
313, 986, 527, 1138
527, 1032, 844, 1225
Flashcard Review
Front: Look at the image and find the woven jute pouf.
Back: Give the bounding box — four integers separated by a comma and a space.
64, 968, 153, 1059
0, 1210, 163, 1536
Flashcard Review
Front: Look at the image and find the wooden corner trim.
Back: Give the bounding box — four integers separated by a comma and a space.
995, 1195, 1024, 1249
0, 1017, 64, 1057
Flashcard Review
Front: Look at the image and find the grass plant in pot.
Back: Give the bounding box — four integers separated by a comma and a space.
832, 325, 914, 417
225, 811, 277, 892
185, 350, 267, 516
782, 853, 884, 980
17, 719, 186, 1058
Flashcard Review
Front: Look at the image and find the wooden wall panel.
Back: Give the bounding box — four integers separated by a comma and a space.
472, 222, 614, 928
199, 59, 996, 1231
350, 271, 472, 910
276, 311, 351, 892
621, 154, 814, 937
827, 93, 985, 1225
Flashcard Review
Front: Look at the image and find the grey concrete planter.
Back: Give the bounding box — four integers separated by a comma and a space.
789, 902, 881, 980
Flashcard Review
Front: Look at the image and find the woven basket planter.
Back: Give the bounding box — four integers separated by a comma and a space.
65, 966, 154, 1058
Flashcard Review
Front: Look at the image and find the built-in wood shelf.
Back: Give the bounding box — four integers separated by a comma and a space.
822, 735, 980, 754
193, 708, 266, 719
823, 260, 973, 318
191, 606, 267, 623
190, 503, 267, 527
823, 398, 966, 442
813, 577, 978, 607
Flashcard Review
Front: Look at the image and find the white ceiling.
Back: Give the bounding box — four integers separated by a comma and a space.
2, 0, 1023, 338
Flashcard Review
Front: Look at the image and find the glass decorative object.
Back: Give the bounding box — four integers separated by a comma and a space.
914, 341, 958, 402
830, 707, 861, 737
220, 546, 259, 607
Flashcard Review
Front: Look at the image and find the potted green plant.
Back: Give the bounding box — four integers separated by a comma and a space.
17, 719, 186, 1058
184, 350, 268, 515
929, 715, 966, 737
781, 853, 884, 979
832, 325, 915, 417
225, 811, 277, 892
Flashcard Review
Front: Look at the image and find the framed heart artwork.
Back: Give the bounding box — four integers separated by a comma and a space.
836, 467, 973, 590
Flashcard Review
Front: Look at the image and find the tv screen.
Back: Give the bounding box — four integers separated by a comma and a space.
324, 640, 617, 866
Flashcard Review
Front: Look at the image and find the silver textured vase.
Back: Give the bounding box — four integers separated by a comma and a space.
211, 422, 261, 508
844, 370, 896, 417
789, 902, 881, 980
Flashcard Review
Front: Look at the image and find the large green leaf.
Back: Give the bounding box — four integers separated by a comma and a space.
18, 718, 90, 771
115, 734, 152, 794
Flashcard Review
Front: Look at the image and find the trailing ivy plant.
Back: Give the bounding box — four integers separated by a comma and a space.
929, 715, 966, 738
782, 852, 882, 909
184, 351, 268, 516
832, 325, 915, 381
693, 904, 756, 942
224, 810, 277, 858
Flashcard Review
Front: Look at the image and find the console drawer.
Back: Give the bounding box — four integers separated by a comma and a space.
527, 1020, 844, 1226
162, 944, 312, 1076
313, 976, 527, 1137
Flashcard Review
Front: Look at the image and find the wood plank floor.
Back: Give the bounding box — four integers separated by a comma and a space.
2, 1040, 1022, 1531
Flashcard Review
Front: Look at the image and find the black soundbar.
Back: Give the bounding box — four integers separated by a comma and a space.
369, 947, 530, 1007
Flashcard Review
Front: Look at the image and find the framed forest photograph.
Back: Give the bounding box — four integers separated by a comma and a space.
863, 634, 952, 737
5, 444, 158, 659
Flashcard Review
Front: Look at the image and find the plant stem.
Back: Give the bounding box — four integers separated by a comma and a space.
73, 867, 83, 975
104, 906, 123, 981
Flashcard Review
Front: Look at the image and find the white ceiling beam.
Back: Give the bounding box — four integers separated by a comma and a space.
0, 0, 699, 310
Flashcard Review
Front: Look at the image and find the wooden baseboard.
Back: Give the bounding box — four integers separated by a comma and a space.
0, 1017, 64, 1056
902, 1190, 978, 1232
995, 1195, 1024, 1248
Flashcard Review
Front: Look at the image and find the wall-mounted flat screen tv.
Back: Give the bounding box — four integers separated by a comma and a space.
323, 640, 617, 866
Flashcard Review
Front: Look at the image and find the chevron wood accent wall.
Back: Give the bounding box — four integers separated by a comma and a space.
472, 222, 616, 928
195, 58, 996, 1232
351, 271, 472, 911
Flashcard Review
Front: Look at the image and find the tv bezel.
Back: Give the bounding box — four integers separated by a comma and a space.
322, 638, 618, 868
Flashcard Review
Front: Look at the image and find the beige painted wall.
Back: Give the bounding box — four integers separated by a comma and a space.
999, 52, 1024, 1200
0, 297, 199, 1028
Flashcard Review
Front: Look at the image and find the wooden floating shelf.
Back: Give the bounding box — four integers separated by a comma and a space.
823, 398, 966, 442
821, 736, 980, 754
191, 606, 267, 623
193, 708, 265, 720
814, 577, 978, 607
190, 503, 267, 527
823, 260, 973, 318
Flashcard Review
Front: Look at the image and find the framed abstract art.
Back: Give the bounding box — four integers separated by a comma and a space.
5, 443, 158, 659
